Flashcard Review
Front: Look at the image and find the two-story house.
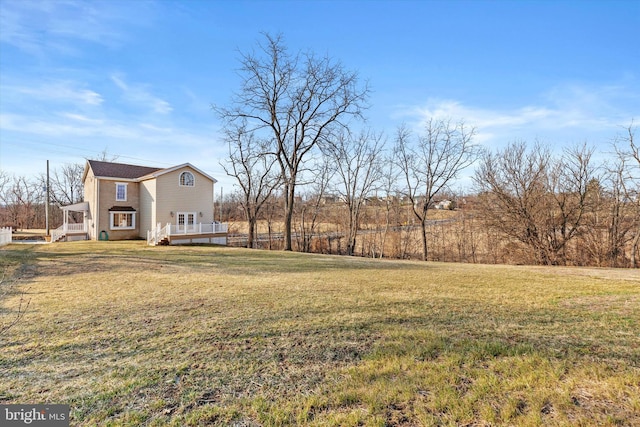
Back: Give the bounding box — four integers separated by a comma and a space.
53, 160, 227, 245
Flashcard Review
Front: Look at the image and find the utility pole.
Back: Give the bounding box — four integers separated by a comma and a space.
46, 160, 50, 236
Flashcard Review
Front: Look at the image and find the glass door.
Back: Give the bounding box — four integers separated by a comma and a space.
177, 212, 196, 232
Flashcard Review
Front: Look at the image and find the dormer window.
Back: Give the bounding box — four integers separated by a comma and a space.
179, 171, 195, 187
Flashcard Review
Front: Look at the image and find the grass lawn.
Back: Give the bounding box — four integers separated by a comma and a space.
1, 241, 639, 426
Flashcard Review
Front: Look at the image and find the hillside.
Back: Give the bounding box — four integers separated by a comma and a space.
1, 242, 639, 426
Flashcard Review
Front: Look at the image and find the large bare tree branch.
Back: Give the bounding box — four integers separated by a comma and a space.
215, 32, 369, 251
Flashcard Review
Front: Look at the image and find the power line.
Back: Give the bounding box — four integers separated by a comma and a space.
1, 138, 227, 183
1, 139, 177, 168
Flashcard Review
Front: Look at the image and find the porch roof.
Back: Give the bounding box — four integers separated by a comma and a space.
61, 202, 89, 212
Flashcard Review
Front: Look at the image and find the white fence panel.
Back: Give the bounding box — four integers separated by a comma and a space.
0, 227, 12, 246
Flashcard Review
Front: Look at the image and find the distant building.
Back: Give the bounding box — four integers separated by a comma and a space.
434, 200, 454, 210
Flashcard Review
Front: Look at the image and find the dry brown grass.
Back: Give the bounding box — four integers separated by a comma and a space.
1, 241, 639, 426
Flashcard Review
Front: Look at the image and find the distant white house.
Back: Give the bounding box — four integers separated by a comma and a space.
434, 200, 454, 210
53, 160, 227, 245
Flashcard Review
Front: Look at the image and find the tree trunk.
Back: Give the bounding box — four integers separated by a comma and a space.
247, 217, 256, 249
420, 219, 428, 261
346, 211, 358, 256
283, 183, 294, 251
299, 207, 309, 253
379, 199, 395, 259
346, 233, 356, 256
632, 227, 640, 268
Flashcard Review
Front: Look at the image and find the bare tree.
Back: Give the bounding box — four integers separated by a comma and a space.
296, 158, 333, 253
613, 122, 640, 267
51, 163, 84, 205
475, 142, 550, 264
91, 149, 120, 163
0, 171, 9, 226
395, 119, 478, 261
0, 175, 44, 230
261, 192, 281, 250
0, 171, 9, 194
600, 166, 636, 267
326, 129, 384, 256
221, 121, 281, 249
34, 162, 84, 221
545, 143, 596, 264
373, 155, 399, 258
475, 141, 595, 265
215, 33, 369, 251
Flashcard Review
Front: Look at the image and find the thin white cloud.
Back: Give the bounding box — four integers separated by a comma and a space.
111, 74, 173, 115
7, 81, 104, 106
139, 123, 174, 133
413, 101, 553, 128
59, 112, 105, 124
0, 110, 213, 148
398, 82, 638, 147
1, 113, 128, 138
0, 0, 155, 55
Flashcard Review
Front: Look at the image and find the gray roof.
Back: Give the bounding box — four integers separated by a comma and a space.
88, 160, 162, 179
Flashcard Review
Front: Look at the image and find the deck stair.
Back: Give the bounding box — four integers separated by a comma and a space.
50, 223, 87, 243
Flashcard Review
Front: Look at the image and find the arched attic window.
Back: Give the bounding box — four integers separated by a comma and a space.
179, 171, 195, 187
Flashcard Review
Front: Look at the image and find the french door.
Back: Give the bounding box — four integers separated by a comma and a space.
176, 212, 196, 232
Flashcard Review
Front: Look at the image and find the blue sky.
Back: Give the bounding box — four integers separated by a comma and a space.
1, 0, 638, 191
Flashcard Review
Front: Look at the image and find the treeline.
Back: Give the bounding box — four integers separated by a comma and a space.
217, 33, 639, 267
222, 130, 639, 268
0, 164, 84, 231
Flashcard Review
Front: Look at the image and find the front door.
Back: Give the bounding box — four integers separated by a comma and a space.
177, 212, 196, 232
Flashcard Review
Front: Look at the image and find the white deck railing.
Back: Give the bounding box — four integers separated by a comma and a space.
51, 227, 64, 243
168, 222, 228, 235
65, 223, 86, 232
147, 222, 228, 245
50, 223, 87, 243
0, 227, 12, 246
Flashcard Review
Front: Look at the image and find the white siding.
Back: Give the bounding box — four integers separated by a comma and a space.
154, 167, 214, 227
139, 179, 156, 239
84, 169, 98, 240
